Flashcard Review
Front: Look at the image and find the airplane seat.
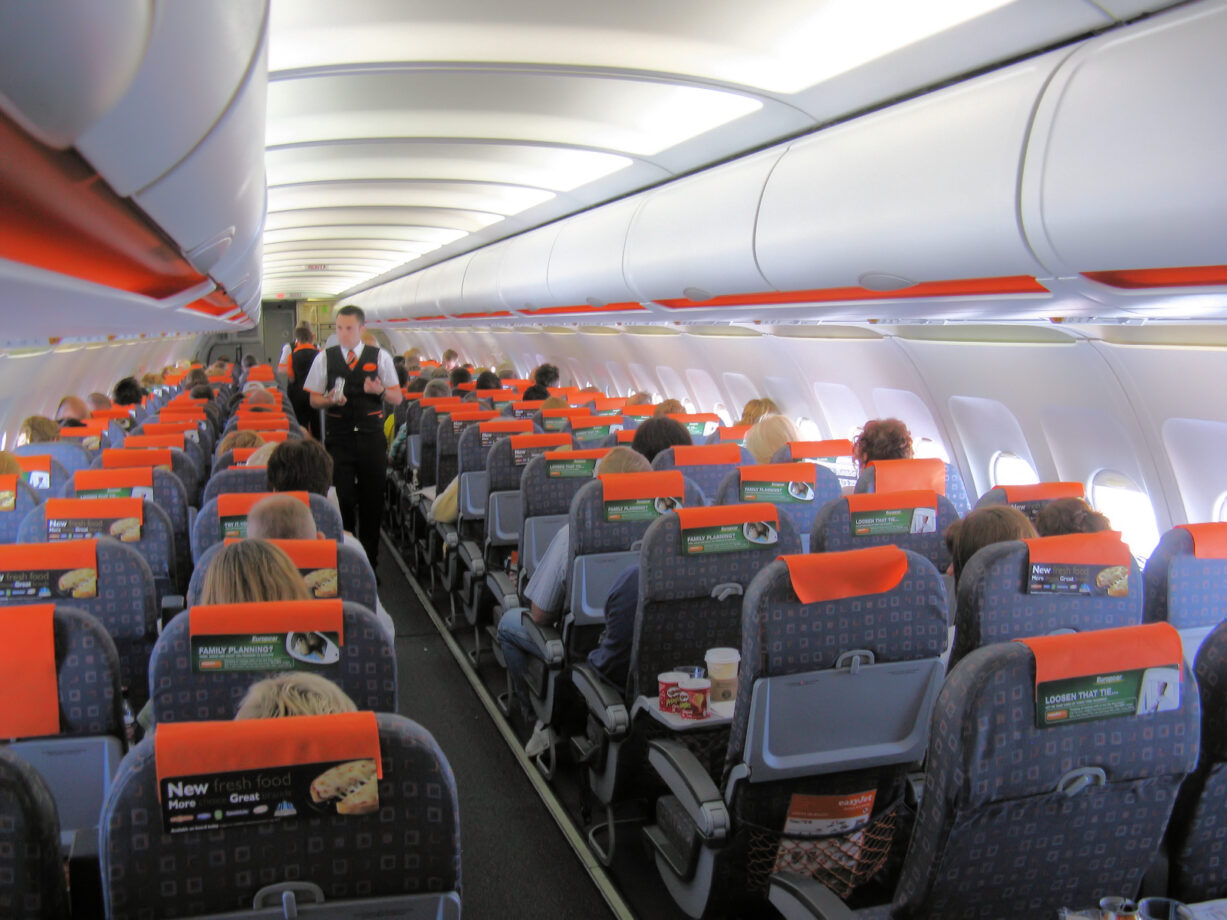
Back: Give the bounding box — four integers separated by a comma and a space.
416, 405, 447, 489
15, 454, 68, 498
95, 446, 201, 511
855, 458, 972, 516
1143, 523, 1227, 659
71, 464, 193, 595
769, 440, 858, 491
124, 432, 208, 485
520, 470, 705, 776
0, 605, 126, 868
951, 530, 1142, 669
0, 477, 42, 544
644, 547, 947, 919
0, 539, 159, 710
18, 496, 182, 601
573, 503, 801, 866
651, 443, 755, 505
1170, 616, 1227, 902
716, 462, 842, 553
0, 746, 70, 920
426, 409, 499, 587
705, 424, 751, 446
14, 441, 93, 476
973, 481, 1086, 523
101, 712, 461, 920
450, 419, 535, 649
191, 492, 343, 563
187, 538, 378, 612
201, 465, 270, 505
810, 491, 958, 575
149, 599, 397, 723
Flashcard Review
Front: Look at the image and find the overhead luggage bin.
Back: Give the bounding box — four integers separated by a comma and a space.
1021, 1, 1227, 280
754, 48, 1072, 295
424, 252, 475, 314
497, 224, 562, 311
625, 149, 783, 304
459, 245, 511, 315
546, 197, 643, 309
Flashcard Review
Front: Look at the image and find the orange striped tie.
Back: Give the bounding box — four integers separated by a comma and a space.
346, 350, 357, 369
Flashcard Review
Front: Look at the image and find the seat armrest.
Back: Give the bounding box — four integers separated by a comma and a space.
435, 521, 458, 548
768, 872, 859, 920
571, 663, 629, 737
647, 739, 730, 842
458, 539, 485, 576
521, 615, 564, 666
487, 570, 518, 610
160, 595, 185, 631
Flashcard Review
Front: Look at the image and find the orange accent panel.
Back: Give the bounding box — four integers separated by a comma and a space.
155, 711, 382, 794
677, 503, 778, 530
45, 497, 143, 523
0, 111, 209, 298
247, 366, 275, 382
615, 430, 637, 443
1083, 265, 1227, 289
479, 420, 534, 434
1019, 622, 1182, 685
267, 540, 338, 570
476, 389, 515, 400
1023, 531, 1131, 566
90, 408, 135, 421
591, 398, 628, 411
600, 470, 685, 501
717, 425, 751, 441
871, 458, 946, 495
512, 401, 546, 411
656, 276, 1047, 309
1177, 523, 1227, 560
15, 455, 51, 472
190, 599, 344, 640
125, 434, 186, 450
741, 463, 816, 484
415, 315, 447, 321
509, 433, 571, 450
455, 382, 477, 392
143, 421, 198, 434
671, 443, 742, 466
74, 468, 154, 491
102, 448, 173, 469
569, 416, 614, 430
622, 406, 658, 418
218, 491, 310, 517
420, 397, 465, 408
231, 449, 258, 465
846, 490, 938, 513
450, 310, 513, 319
238, 417, 290, 431
783, 546, 909, 604
0, 606, 60, 738
0, 539, 96, 570
447, 410, 498, 422
518, 302, 647, 316
60, 420, 108, 436
545, 449, 610, 462
542, 407, 592, 419
667, 413, 720, 424
1001, 482, 1084, 503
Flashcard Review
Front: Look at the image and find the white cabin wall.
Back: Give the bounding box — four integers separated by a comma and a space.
0, 337, 196, 448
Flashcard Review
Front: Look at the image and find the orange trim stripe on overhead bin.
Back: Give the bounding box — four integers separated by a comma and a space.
1083, 265, 1227, 289
656, 276, 1047, 309
0, 111, 210, 299
518, 302, 647, 317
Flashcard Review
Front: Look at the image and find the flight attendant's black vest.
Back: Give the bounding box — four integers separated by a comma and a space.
288, 343, 318, 394
324, 344, 384, 434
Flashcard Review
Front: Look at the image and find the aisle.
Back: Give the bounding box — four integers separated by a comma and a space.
375, 538, 618, 920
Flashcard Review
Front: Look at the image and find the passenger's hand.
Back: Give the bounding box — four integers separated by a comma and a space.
363, 377, 386, 397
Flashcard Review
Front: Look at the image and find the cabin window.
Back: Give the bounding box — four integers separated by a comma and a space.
1214, 492, 1227, 523
913, 437, 950, 463
990, 451, 1039, 487
1089, 469, 1160, 562
713, 403, 732, 427
605, 362, 631, 397
681, 397, 696, 413
796, 417, 821, 440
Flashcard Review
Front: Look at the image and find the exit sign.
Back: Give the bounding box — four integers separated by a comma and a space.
306, 263, 328, 271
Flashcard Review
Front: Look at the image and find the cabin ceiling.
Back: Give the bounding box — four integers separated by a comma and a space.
262, 0, 1165, 301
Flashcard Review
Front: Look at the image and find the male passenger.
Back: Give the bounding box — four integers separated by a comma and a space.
55, 395, 90, 427
86, 392, 112, 412
303, 305, 402, 572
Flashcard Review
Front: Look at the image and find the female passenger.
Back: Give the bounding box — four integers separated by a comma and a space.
199, 539, 312, 605
743, 414, 799, 464
234, 673, 357, 719
946, 505, 1038, 583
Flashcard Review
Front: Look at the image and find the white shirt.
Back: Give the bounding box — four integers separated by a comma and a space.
303, 345, 399, 395
277, 343, 292, 369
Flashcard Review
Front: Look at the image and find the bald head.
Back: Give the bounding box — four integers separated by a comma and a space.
247, 494, 318, 541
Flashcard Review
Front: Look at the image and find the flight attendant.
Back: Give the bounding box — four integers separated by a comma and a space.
286, 323, 321, 438
304, 305, 402, 570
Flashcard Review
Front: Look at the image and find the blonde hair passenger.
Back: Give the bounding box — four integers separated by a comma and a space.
200, 539, 311, 605
234, 673, 357, 720
744, 414, 800, 464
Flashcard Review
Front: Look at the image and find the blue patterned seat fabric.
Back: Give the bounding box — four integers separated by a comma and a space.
890, 638, 1199, 919
190, 493, 343, 562
810, 494, 959, 574
0, 539, 158, 710
0, 478, 42, 545
0, 747, 70, 919
48, 605, 126, 738
951, 539, 1143, 667
1144, 526, 1227, 634
101, 712, 461, 919
714, 464, 842, 539
19, 497, 180, 598
1170, 619, 1227, 902
417, 406, 445, 488
149, 601, 397, 723
92, 447, 200, 511
856, 461, 972, 516
201, 466, 270, 505
15, 441, 93, 476
629, 508, 802, 701
650, 445, 756, 505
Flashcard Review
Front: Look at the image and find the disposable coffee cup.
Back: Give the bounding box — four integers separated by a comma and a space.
657, 672, 686, 712
705, 647, 740, 703
1099, 896, 1138, 919
678, 678, 711, 720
